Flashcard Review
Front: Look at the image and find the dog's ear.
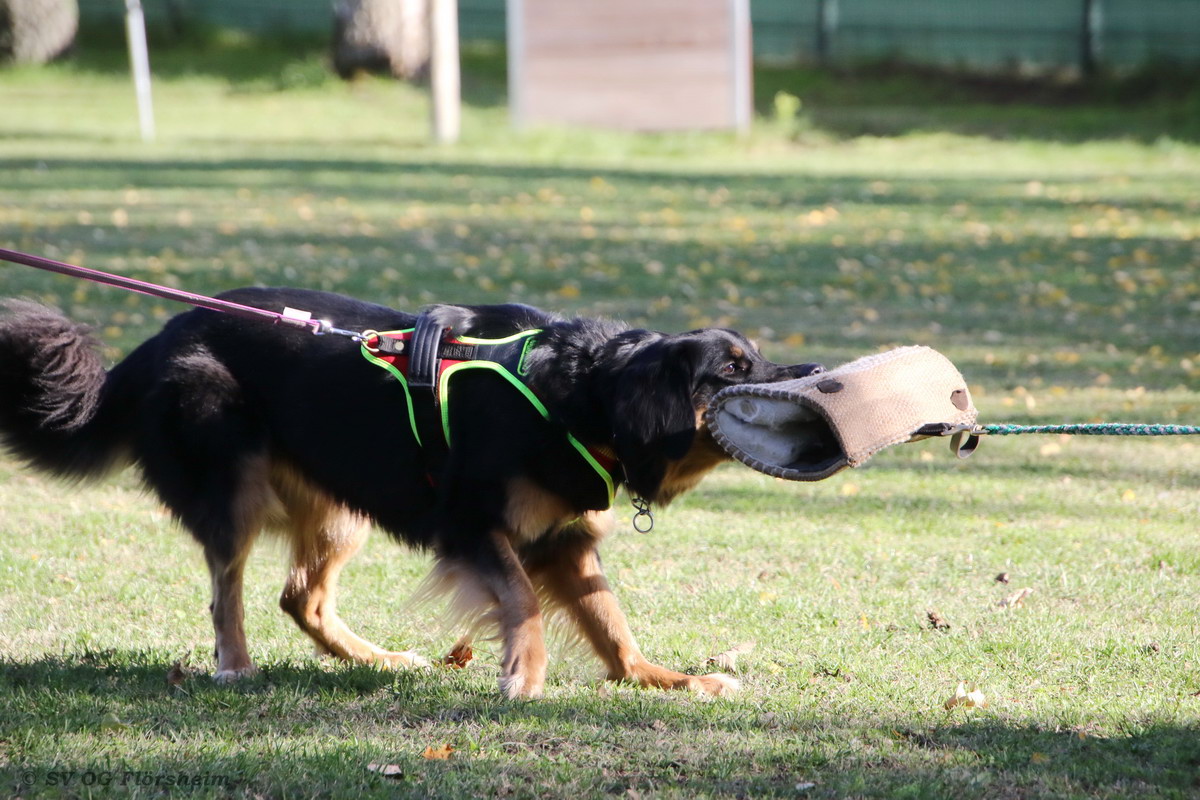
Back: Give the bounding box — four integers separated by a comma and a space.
610, 339, 701, 502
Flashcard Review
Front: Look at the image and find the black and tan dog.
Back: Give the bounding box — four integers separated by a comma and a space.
0, 288, 817, 698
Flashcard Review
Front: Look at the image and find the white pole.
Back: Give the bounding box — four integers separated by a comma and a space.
730, 0, 751, 134
505, 0, 524, 128
124, 0, 156, 142
430, 0, 461, 144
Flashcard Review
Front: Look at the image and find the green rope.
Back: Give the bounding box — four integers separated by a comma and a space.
982, 423, 1200, 436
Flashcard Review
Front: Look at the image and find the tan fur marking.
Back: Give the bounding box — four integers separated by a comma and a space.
529, 533, 738, 696
485, 530, 547, 698
270, 463, 427, 669
656, 419, 730, 505
207, 455, 273, 682
503, 477, 576, 542
437, 509, 614, 665
208, 539, 257, 683
418, 529, 549, 698
415, 559, 501, 640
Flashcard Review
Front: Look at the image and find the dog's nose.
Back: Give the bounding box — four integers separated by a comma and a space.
788, 362, 825, 378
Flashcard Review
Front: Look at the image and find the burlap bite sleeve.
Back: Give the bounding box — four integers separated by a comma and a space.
706, 346, 977, 481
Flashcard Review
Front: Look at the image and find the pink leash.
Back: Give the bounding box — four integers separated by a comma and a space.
0, 246, 366, 340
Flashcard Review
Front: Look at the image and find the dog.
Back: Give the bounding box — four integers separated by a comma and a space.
0, 287, 819, 698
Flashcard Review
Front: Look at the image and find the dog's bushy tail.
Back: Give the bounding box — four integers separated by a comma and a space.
0, 300, 145, 480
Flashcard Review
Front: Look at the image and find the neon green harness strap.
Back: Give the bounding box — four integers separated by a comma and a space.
361, 329, 616, 506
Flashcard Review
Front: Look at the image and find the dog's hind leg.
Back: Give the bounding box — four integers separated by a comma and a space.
528, 511, 738, 697
274, 467, 429, 669
206, 540, 258, 683
137, 346, 282, 683
196, 454, 276, 683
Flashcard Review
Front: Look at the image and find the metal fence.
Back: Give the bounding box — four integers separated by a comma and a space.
753, 0, 1200, 73
79, 0, 1200, 72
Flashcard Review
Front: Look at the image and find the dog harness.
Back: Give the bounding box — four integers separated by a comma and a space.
359, 315, 618, 507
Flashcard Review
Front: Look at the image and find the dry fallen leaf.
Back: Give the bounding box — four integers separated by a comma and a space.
707, 641, 755, 673
998, 587, 1034, 609
367, 763, 404, 779
943, 681, 987, 710
166, 659, 194, 689
927, 610, 951, 631
441, 642, 473, 669
422, 743, 455, 760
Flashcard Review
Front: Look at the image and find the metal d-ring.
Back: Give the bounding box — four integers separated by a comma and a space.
631, 497, 654, 533
359, 329, 381, 352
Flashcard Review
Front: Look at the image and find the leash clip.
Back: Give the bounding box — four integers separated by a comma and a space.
312, 319, 370, 341
912, 422, 985, 459
630, 497, 654, 533
282, 307, 368, 341
943, 423, 986, 459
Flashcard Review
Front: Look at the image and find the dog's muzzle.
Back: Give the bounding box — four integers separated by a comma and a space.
787, 362, 825, 379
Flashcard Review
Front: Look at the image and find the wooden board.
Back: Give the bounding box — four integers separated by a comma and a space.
507, 0, 751, 131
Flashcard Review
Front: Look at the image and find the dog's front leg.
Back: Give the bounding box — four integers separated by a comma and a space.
447, 530, 547, 699
530, 521, 738, 697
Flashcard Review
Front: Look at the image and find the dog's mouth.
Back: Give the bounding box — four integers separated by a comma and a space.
786, 362, 826, 379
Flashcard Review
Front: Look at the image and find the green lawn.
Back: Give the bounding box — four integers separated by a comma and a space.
1, 38, 1198, 799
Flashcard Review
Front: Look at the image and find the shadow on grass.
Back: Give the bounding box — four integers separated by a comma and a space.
7, 155, 1200, 217
3, 652, 1198, 798
754, 62, 1200, 144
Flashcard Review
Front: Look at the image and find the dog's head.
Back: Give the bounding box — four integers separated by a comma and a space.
601, 328, 821, 504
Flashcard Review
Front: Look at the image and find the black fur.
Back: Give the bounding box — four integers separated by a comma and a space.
1, 288, 801, 541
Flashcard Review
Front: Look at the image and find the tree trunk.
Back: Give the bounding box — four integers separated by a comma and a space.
332, 0, 429, 81
0, 0, 78, 65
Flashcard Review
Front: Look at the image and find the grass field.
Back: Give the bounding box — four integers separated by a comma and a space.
2, 37, 1199, 799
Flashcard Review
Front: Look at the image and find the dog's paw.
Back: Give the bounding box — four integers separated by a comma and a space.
687, 672, 740, 696
499, 672, 544, 700
213, 665, 259, 684
379, 650, 431, 670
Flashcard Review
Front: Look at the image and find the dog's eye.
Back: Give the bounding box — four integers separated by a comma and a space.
721, 361, 741, 375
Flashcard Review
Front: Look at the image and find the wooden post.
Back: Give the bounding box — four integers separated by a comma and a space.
1081, 0, 1102, 77
506, 0, 750, 131
505, 0, 525, 127
731, 0, 751, 133
816, 0, 838, 66
430, 0, 461, 144
124, 0, 156, 142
